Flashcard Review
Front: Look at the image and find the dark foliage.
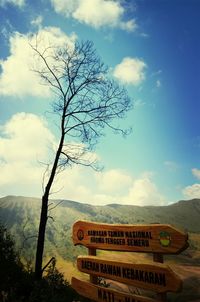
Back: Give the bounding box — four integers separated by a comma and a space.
0, 223, 26, 300
0, 223, 88, 302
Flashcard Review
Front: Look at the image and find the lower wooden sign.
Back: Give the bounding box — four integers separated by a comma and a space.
77, 256, 182, 293
71, 277, 159, 302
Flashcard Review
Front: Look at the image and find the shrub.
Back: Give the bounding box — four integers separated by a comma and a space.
0, 222, 88, 302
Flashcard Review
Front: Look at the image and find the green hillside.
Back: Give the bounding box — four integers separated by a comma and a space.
0, 195, 200, 263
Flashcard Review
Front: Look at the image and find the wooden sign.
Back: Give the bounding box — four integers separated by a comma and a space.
73, 220, 188, 254
77, 256, 182, 293
72, 277, 159, 302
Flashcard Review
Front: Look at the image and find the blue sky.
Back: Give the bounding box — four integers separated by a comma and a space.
0, 0, 199, 206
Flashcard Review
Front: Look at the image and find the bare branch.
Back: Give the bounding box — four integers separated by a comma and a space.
42, 257, 56, 273
18, 219, 37, 255
30, 43, 66, 97
47, 215, 55, 222
48, 199, 64, 211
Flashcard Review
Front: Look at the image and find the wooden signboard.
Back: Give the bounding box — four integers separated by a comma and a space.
73, 220, 188, 254
77, 256, 182, 293
72, 277, 159, 302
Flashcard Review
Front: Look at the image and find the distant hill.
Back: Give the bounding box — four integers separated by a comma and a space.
0, 195, 200, 262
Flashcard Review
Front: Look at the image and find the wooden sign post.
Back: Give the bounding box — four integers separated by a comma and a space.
73, 221, 188, 254
72, 220, 189, 302
77, 256, 181, 293
72, 277, 159, 302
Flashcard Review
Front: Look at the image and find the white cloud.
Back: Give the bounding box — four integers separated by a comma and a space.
0, 0, 25, 7
156, 79, 161, 88
31, 15, 43, 28
0, 112, 98, 200
51, 0, 79, 16
192, 168, 200, 180
0, 113, 55, 189
113, 57, 147, 85
96, 169, 132, 194
49, 166, 97, 203
1, 20, 14, 41
54, 169, 166, 206
50, 168, 117, 204
0, 27, 76, 98
121, 173, 165, 206
51, 0, 137, 31
0, 114, 165, 206
182, 184, 200, 199
181, 168, 200, 200
140, 33, 149, 38
73, 0, 122, 28
119, 19, 137, 32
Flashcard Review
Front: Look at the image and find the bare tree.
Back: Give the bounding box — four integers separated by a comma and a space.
31, 39, 132, 279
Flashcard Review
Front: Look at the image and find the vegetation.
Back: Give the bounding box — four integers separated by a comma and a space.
0, 222, 88, 302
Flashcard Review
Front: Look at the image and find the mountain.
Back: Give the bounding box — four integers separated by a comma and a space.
0, 195, 200, 261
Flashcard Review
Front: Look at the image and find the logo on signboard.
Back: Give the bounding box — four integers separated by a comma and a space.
159, 231, 171, 247
77, 229, 84, 241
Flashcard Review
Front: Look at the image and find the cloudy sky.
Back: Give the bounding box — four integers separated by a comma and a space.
0, 0, 199, 206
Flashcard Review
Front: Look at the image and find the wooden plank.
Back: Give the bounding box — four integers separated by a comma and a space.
72, 277, 159, 302
72, 220, 188, 254
77, 256, 182, 293
89, 248, 98, 284
153, 254, 167, 301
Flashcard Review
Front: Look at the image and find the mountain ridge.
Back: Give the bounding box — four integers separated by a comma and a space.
0, 195, 200, 263
1, 194, 200, 208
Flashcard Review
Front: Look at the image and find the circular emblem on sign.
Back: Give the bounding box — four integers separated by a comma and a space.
159, 231, 171, 247
77, 229, 84, 241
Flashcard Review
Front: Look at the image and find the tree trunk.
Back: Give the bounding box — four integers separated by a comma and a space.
35, 193, 48, 279
34, 129, 65, 279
